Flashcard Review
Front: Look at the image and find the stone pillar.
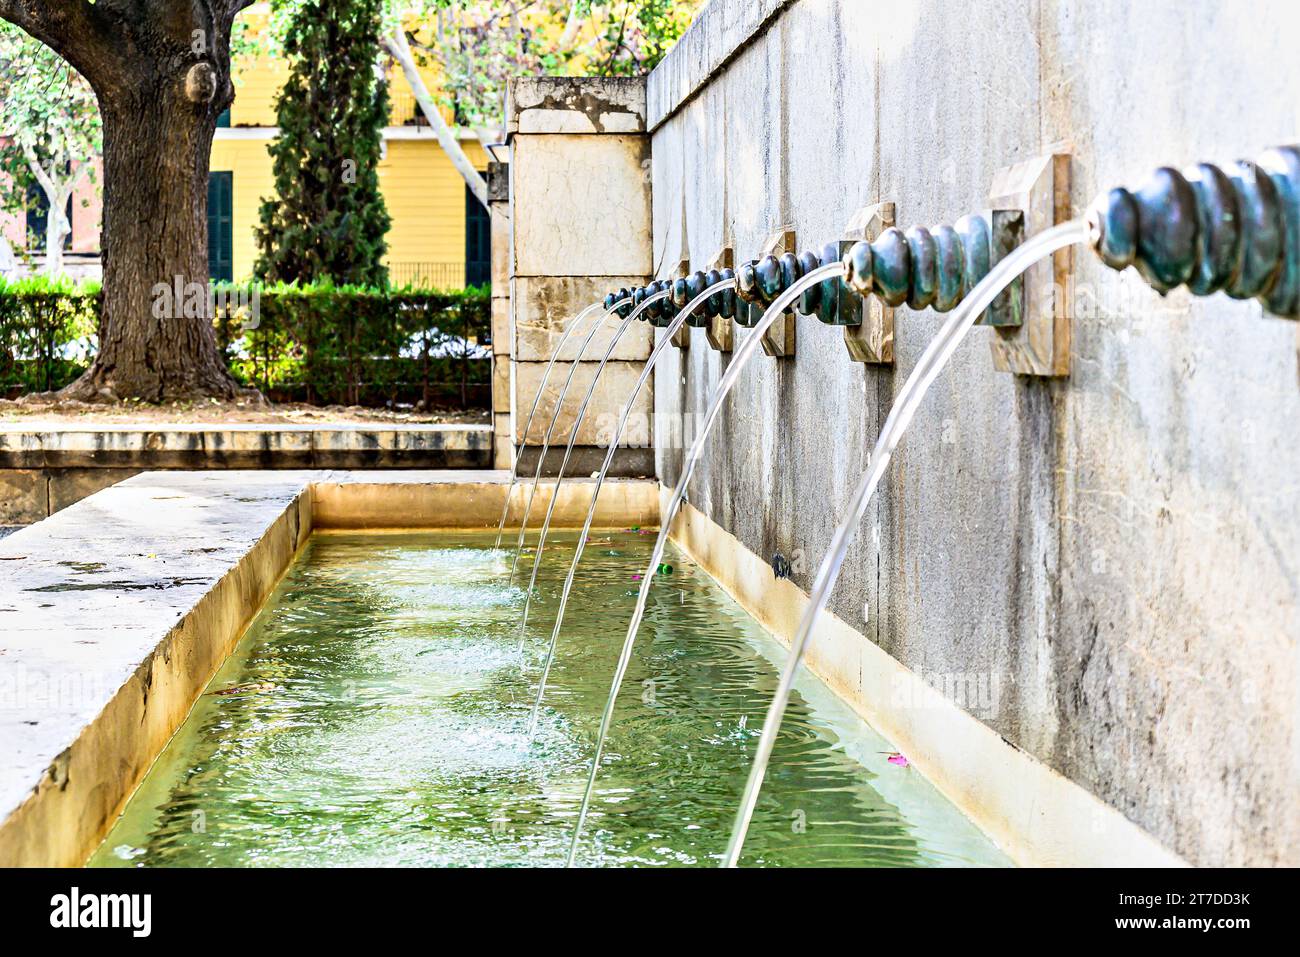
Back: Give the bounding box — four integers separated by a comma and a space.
487, 162, 513, 470
505, 77, 654, 477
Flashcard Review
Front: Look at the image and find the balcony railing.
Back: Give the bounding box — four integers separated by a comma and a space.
388, 90, 457, 128
387, 261, 468, 290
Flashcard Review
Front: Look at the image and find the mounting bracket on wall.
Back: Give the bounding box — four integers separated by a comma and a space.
671, 256, 692, 349
705, 246, 734, 352
987, 151, 1074, 376
758, 226, 798, 358
837, 202, 896, 364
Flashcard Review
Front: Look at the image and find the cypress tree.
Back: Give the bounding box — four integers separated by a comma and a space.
255, 0, 391, 286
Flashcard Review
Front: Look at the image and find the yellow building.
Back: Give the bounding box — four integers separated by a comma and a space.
209, 50, 492, 288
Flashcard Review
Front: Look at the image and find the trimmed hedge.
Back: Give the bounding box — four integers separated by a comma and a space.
0, 276, 491, 407
214, 282, 491, 407
0, 276, 101, 394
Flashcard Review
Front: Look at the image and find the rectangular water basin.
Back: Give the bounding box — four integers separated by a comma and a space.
90, 530, 1008, 867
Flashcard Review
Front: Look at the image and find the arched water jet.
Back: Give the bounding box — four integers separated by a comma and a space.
493, 300, 617, 549
722, 220, 1089, 867
515, 287, 671, 647
722, 146, 1300, 866
565, 262, 841, 867
507, 294, 632, 585
528, 275, 738, 736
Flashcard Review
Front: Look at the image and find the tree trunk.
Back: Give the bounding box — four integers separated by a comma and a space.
1, 0, 247, 403
61, 89, 240, 402
42, 202, 65, 277
20, 142, 75, 278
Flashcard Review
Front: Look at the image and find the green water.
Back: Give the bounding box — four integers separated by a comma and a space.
90, 531, 1008, 868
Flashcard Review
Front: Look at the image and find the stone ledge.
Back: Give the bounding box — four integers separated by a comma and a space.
0, 471, 316, 867
0, 423, 493, 470
0, 469, 661, 866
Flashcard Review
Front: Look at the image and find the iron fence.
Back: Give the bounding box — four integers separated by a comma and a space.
387, 261, 471, 290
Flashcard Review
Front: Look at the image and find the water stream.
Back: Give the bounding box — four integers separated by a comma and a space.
508, 301, 624, 584
517, 289, 670, 644
722, 219, 1090, 866
566, 262, 843, 865
493, 300, 611, 549
529, 278, 737, 735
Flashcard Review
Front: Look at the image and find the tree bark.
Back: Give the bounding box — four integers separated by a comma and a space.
1, 0, 249, 403
63, 86, 240, 401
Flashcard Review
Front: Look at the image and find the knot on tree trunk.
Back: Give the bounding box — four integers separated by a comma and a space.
184, 62, 218, 103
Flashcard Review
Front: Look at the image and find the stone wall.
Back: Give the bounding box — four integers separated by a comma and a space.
646, 0, 1300, 865
488, 162, 514, 470
504, 77, 655, 477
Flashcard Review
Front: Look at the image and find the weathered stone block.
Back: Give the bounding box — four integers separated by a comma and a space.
0, 432, 44, 469
515, 445, 654, 479
206, 428, 314, 469
510, 134, 652, 278
493, 413, 514, 470
40, 429, 207, 469
512, 276, 652, 362
47, 468, 135, 515
508, 76, 646, 135
0, 469, 46, 523
513, 359, 653, 447
491, 297, 511, 357
492, 357, 511, 412
490, 202, 511, 288
309, 427, 490, 469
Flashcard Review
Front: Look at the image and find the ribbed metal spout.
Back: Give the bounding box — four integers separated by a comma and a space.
1088, 146, 1299, 319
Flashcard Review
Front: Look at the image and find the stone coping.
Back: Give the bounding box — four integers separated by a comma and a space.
0, 469, 660, 866
645, 0, 796, 131
0, 422, 489, 433
506, 75, 647, 136
0, 423, 493, 470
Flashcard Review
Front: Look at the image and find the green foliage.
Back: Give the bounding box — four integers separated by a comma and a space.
240, 2, 704, 131
214, 283, 491, 407
254, 0, 393, 286
408, 1, 704, 126
589, 0, 698, 77
0, 24, 102, 255
0, 275, 101, 393
0, 280, 491, 408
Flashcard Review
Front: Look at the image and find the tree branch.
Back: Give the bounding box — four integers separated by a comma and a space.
19, 138, 57, 198
558, 0, 585, 49
473, 125, 502, 153
0, 0, 115, 82
383, 26, 488, 211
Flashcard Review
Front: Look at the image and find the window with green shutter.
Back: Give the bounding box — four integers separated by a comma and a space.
207, 171, 233, 282
465, 185, 490, 289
